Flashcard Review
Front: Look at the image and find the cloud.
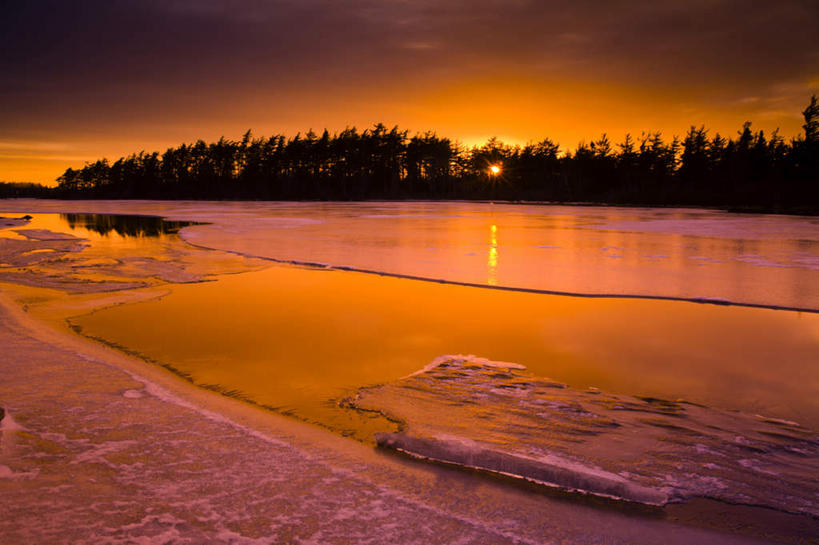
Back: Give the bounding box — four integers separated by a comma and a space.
0, 141, 73, 152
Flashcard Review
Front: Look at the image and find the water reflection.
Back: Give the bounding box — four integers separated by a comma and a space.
73, 262, 819, 441
61, 213, 196, 238
487, 224, 498, 285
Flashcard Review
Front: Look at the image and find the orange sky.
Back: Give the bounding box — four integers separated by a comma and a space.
2, 1, 817, 185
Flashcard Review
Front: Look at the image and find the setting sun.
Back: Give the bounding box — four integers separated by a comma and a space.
489, 165, 501, 175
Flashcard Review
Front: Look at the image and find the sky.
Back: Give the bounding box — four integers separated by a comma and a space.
2, 0, 818, 184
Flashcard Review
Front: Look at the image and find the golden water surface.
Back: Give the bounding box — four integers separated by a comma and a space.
74, 262, 819, 439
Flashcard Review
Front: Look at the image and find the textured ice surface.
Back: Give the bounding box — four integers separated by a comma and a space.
352, 356, 819, 516
12, 228, 84, 241
0, 312, 531, 544
0, 212, 262, 293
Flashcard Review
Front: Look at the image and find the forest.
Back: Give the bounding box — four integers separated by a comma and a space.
6, 96, 819, 213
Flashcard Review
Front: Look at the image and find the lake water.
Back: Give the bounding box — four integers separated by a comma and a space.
174, 202, 819, 311
2, 200, 818, 515
4, 201, 818, 309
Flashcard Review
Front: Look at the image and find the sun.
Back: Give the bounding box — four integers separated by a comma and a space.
489, 165, 501, 175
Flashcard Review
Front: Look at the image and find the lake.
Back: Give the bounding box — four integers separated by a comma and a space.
2, 200, 817, 515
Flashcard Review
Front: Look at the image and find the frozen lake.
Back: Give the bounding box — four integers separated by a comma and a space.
2, 200, 818, 521
180, 202, 819, 311
3, 200, 819, 310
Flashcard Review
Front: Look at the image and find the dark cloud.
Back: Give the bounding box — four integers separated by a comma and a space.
4, 1, 814, 89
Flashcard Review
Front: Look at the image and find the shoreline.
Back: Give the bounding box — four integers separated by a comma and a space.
3, 286, 818, 544
4, 196, 818, 218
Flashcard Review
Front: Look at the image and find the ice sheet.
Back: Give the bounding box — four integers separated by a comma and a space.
1, 201, 817, 310
351, 356, 819, 516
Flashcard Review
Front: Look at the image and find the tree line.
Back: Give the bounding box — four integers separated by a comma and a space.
0, 181, 56, 199
11, 96, 819, 213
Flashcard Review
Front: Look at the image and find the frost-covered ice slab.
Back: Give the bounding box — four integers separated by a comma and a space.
376, 433, 669, 506
0, 213, 262, 293
350, 356, 819, 515
12, 228, 84, 241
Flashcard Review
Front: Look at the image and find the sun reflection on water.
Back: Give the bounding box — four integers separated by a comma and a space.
488, 224, 498, 285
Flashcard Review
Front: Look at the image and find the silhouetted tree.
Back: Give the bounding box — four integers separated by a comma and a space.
49, 97, 819, 214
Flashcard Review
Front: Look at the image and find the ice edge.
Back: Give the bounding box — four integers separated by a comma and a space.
178, 231, 819, 314
403, 354, 526, 379
374, 433, 669, 506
